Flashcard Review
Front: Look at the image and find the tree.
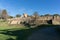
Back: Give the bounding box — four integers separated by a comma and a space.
29, 12, 40, 26
1, 10, 8, 20
44, 14, 51, 16
9, 16, 13, 18
33, 12, 39, 17
32, 12, 39, 20
40, 15, 44, 17
16, 14, 21, 17
0, 10, 2, 19
53, 14, 60, 16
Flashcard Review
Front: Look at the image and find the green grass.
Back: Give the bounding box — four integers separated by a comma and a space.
0, 21, 27, 30
0, 34, 16, 40
0, 21, 29, 40
0, 21, 60, 40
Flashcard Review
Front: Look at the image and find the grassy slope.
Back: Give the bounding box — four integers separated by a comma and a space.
0, 21, 60, 40
0, 21, 28, 40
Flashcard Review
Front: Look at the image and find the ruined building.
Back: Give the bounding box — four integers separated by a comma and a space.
0, 9, 60, 25
7, 13, 60, 25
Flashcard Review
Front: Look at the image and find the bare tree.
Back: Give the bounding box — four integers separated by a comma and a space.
32, 12, 40, 21
1, 10, 8, 20
28, 12, 40, 26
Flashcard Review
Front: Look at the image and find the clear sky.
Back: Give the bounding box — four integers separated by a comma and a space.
0, 0, 60, 16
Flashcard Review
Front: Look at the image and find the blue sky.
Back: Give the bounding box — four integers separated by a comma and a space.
0, 0, 60, 16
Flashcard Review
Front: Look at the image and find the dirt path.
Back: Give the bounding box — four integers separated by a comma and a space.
27, 27, 60, 40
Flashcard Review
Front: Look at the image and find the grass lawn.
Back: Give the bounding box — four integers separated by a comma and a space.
0, 21, 60, 40
0, 21, 30, 40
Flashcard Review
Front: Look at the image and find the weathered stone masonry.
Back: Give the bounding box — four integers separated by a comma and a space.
7, 14, 60, 25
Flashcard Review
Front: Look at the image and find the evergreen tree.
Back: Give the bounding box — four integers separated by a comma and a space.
16, 14, 21, 17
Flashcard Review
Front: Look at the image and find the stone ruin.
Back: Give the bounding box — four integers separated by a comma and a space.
7, 13, 30, 24
52, 16, 60, 25
7, 13, 60, 25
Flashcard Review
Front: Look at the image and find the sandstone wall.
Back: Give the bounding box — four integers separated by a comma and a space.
7, 15, 60, 25
7, 17, 31, 24
52, 16, 60, 25
52, 20, 60, 25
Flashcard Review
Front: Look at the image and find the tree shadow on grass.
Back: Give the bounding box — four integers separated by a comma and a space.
0, 25, 60, 40
6, 38, 15, 40
0, 28, 37, 40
